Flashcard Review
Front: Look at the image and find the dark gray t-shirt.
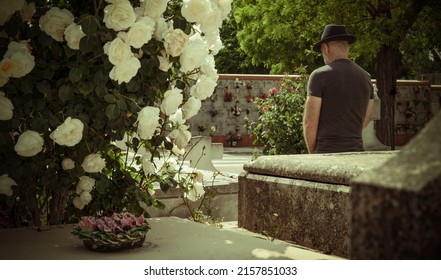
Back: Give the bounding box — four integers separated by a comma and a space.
307, 59, 374, 153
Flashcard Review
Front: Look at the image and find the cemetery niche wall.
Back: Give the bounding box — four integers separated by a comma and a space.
188, 75, 439, 148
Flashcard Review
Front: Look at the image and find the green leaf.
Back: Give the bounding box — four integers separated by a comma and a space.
104, 94, 117, 103
164, 138, 174, 150
58, 84, 74, 103
37, 80, 51, 96
79, 35, 101, 54
80, 15, 99, 35
150, 135, 163, 147
95, 85, 108, 97
116, 98, 127, 110
69, 68, 82, 83
105, 104, 120, 120
78, 81, 94, 96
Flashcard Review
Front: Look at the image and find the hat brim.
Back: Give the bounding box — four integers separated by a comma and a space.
313, 35, 357, 52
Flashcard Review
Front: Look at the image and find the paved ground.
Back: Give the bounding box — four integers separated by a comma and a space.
179, 146, 262, 186
212, 147, 258, 174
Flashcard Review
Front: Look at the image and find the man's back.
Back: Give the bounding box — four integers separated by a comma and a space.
307, 59, 373, 153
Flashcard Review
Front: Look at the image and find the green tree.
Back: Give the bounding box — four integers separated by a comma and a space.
234, 0, 441, 147
215, 11, 270, 74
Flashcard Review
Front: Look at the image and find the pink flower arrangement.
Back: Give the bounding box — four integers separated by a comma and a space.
77, 212, 149, 234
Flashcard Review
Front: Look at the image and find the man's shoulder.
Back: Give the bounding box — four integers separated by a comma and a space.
310, 65, 332, 77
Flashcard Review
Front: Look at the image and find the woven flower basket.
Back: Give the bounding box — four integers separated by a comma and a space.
72, 213, 150, 252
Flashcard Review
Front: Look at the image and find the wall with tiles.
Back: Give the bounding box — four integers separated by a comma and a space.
188, 75, 440, 147
188, 74, 291, 146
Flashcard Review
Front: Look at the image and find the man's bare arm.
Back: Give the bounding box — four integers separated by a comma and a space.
362, 99, 374, 128
303, 96, 322, 153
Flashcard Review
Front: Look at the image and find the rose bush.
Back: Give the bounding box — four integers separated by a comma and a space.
245, 71, 308, 155
0, 0, 232, 227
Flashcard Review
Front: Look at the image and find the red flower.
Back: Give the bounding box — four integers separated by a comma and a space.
268, 88, 278, 95
262, 106, 269, 112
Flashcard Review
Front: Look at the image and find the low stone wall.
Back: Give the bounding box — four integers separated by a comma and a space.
239, 173, 351, 257
351, 112, 441, 259
147, 181, 238, 222
238, 152, 396, 258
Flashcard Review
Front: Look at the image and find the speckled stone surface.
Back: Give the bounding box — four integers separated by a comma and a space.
239, 151, 397, 258
243, 151, 397, 185
351, 112, 441, 259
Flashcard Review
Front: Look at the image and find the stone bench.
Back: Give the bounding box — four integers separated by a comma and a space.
238, 151, 397, 258
239, 111, 441, 259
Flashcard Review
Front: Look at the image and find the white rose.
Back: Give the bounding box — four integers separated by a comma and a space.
168, 124, 191, 149
157, 52, 172, 72
199, 7, 222, 33
193, 171, 204, 184
20, 1, 36, 23
142, 154, 156, 176
181, 0, 211, 23
0, 174, 17, 197
0, 0, 25, 26
185, 182, 205, 202
14, 130, 44, 157
154, 16, 169, 41
171, 143, 185, 156
127, 16, 155, 48
164, 28, 189, 57
80, 191, 92, 204
0, 11, 11, 27
218, 0, 233, 19
64, 23, 86, 50
140, 0, 168, 19
50, 117, 84, 147
160, 87, 183, 116
158, 158, 179, 174
200, 54, 219, 81
5, 40, 31, 54
103, 0, 136, 32
181, 96, 201, 119
61, 158, 75, 170
77, 176, 96, 192
204, 30, 223, 55
190, 75, 217, 100
179, 36, 209, 72
0, 72, 8, 87
39, 7, 74, 42
169, 108, 185, 125
81, 154, 106, 173
0, 92, 14, 120
104, 36, 132, 66
137, 106, 160, 140
109, 56, 141, 84
72, 196, 85, 210
1, 41, 35, 78
0, 53, 34, 78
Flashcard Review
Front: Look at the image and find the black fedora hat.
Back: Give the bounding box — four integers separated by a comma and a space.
313, 24, 357, 52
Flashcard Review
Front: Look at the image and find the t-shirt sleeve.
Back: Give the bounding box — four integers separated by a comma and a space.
307, 71, 323, 98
